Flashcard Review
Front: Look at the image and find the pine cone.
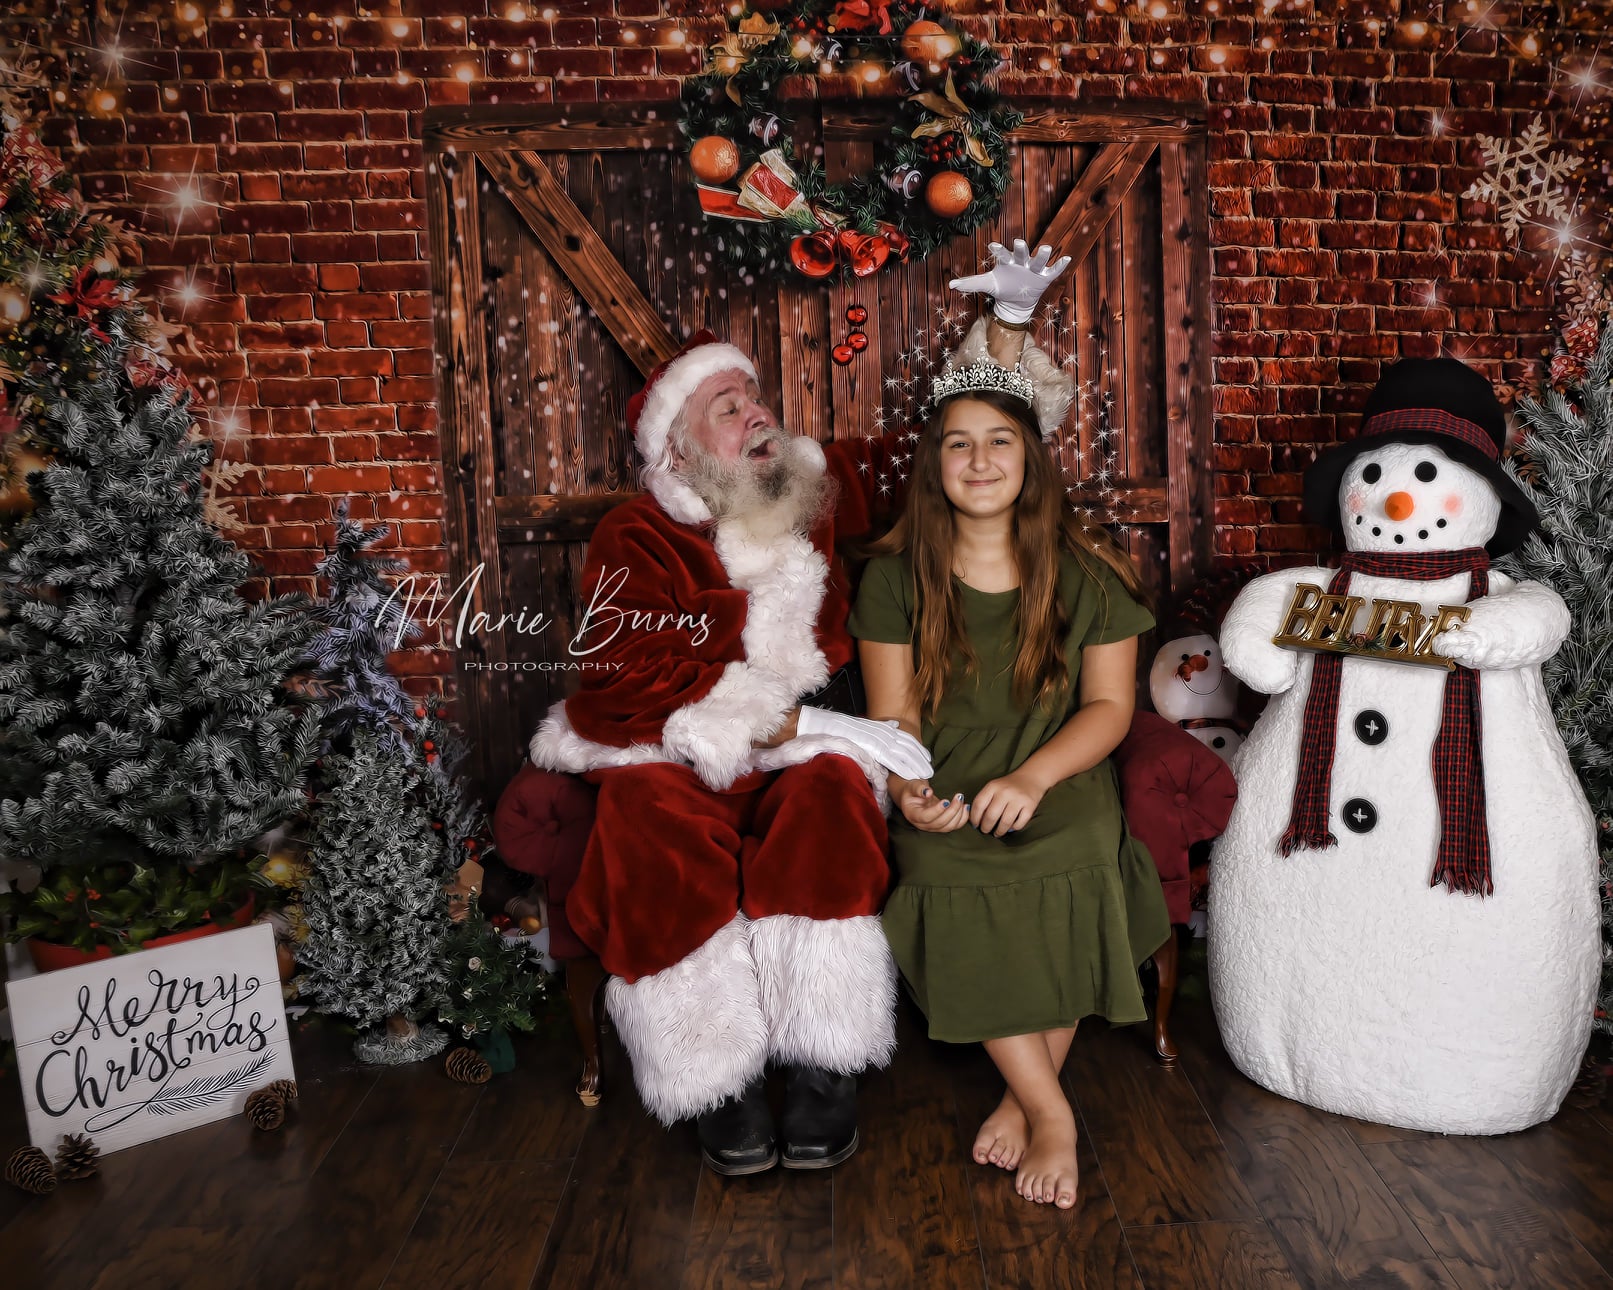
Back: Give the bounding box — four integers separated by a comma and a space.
244, 1088, 286, 1131
445, 1046, 492, 1085
265, 1078, 299, 1105
54, 1133, 99, 1181
5, 1146, 57, 1195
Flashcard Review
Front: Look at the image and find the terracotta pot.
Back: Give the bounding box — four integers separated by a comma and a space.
26, 896, 257, 973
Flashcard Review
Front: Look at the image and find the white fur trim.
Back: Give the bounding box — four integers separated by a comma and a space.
603, 914, 769, 1125
634, 342, 758, 471
747, 914, 898, 1073
660, 518, 832, 789
529, 701, 668, 773
946, 317, 1075, 439
641, 462, 713, 527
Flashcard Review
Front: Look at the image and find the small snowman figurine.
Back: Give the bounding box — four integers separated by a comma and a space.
1149, 633, 1244, 762
1208, 358, 1600, 1135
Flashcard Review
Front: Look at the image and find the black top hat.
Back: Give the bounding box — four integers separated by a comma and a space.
1303, 357, 1539, 557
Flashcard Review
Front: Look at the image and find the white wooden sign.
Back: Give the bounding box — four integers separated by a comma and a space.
5, 922, 295, 1156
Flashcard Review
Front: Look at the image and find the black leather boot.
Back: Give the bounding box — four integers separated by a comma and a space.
696, 1075, 777, 1176
779, 1066, 859, 1170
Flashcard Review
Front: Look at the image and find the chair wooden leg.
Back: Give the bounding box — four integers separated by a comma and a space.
1151, 927, 1180, 1067
565, 954, 608, 1107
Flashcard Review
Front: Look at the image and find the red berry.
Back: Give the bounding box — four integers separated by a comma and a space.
423, 740, 435, 751
436, 707, 447, 718
426, 752, 437, 762
465, 839, 478, 851
415, 706, 427, 718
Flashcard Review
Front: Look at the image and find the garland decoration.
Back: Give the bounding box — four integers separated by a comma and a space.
680, 2, 1021, 281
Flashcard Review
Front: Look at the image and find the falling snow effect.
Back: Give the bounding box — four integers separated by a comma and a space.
861, 301, 1133, 543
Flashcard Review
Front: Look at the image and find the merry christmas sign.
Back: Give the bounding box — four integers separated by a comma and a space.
5, 923, 294, 1157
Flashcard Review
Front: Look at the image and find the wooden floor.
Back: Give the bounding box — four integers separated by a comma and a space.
4, 971, 1612, 1290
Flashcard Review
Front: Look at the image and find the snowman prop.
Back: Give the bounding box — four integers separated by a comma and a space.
1150, 633, 1244, 762
1208, 358, 1600, 1135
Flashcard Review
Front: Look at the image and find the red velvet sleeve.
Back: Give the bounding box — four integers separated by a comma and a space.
563, 507, 749, 749
823, 428, 916, 549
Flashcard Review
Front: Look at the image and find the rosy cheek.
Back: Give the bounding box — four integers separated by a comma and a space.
1442, 494, 1464, 516
1345, 490, 1366, 515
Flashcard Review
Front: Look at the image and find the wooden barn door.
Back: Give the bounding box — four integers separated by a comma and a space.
424, 102, 1212, 797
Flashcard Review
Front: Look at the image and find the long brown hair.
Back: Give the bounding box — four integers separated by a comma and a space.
867, 390, 1150, 721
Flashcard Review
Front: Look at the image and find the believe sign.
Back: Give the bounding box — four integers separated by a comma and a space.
5, 922, 295, 1156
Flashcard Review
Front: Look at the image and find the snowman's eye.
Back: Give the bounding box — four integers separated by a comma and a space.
1204, 648, 1212, 655
1415, 461, 1438, 482
1362, 463, 1382, 484
1180, 654, 1189, 661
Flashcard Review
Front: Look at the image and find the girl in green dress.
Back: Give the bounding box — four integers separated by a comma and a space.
850, 300, 1169, 1211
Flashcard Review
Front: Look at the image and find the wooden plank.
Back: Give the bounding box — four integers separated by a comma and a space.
1481, 1107, 1613, 1277
448, 1029, 594, 1164
1159, 139, 1214, 601
778, 282, 831, 443
1037, 141, 1155, 272
1172, 1002, 1455, 1289
480, 149, 678, 377
425, 105, 681, 151
535, 1034, 701, 1290
516, 190, 578, 497
1102, 191, 1131, 523
827, 135, 882, 447
1126, 1221, 1306, 1290
426, 147, 510, 797
834, 1002, 984, 1290
821, 102, 1202, 145
679, 1163, 833, 1290
384, 1160, 570, 1290
480, 176, 534, 498
1064, 1020, 1262, 1228
952, 1043, 1142, 1290
559, 148, 619, 495
0, 1019, 376, 1282
1362, 1138, 1613, 1289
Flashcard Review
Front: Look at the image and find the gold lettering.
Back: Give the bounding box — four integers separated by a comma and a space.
1378, 600, 1427, 657
1277, 583, 1324, 643
1417, 604, 1472, 661
1304, 593, 1363, 645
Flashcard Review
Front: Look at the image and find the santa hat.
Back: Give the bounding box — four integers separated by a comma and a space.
629, 330, 757, 526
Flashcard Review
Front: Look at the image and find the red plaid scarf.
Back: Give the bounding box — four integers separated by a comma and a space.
1279, 548, 1493, 896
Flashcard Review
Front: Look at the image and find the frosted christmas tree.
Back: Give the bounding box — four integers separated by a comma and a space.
1503, 257, 1613, 1039
293, 509, 495, 1063
0, 81, 319, 953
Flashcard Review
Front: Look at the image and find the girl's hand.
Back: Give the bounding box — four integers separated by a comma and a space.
892, 778, 972, 833
970, 771, 1047, 837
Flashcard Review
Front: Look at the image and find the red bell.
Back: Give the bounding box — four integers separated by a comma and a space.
789, 231, 838, 279
836, 228, 889, 278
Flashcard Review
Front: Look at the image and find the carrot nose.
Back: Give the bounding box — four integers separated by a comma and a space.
1384, 491, 1415, 521
1176, 655, 1209, 680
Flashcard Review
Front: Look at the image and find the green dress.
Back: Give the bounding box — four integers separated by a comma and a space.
848, 550, 1171, 1043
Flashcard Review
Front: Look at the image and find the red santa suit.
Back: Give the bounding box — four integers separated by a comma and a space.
529, 332, 912, 1125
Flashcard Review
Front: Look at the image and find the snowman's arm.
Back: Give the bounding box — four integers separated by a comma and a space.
1431, 576, 1570, 670
1220, 566, 1330, 695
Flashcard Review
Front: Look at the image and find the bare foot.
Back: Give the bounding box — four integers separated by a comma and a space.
973, 1092, 1029, 1171
1015, 1104, 1080, 1209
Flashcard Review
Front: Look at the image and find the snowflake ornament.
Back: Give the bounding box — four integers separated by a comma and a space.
1463, 115, 1583, 239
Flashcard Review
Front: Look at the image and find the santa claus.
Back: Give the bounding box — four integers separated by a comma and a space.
529, 244, 1069, 1175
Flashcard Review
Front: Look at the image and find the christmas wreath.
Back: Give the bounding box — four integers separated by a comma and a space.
679, 1, 1022, 281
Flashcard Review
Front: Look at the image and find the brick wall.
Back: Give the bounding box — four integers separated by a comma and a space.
11, 0, 1610, 686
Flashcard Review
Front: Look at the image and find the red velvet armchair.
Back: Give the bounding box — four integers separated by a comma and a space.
493, 711, 1237, 1105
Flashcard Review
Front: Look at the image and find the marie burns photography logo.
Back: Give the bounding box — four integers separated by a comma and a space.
383, 563, 715, 671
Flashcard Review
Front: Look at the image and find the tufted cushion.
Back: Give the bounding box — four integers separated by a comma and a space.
491, 762, 598, 959
1112, 710, 1239, 924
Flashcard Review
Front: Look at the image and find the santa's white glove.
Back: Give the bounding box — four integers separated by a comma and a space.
948, 239, 1072, 326
796, 707, 933, 781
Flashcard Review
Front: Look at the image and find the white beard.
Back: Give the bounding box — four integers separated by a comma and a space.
678, 431, 833, 545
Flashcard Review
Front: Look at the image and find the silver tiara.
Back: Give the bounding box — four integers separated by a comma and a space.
929, 360, 1035, 409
